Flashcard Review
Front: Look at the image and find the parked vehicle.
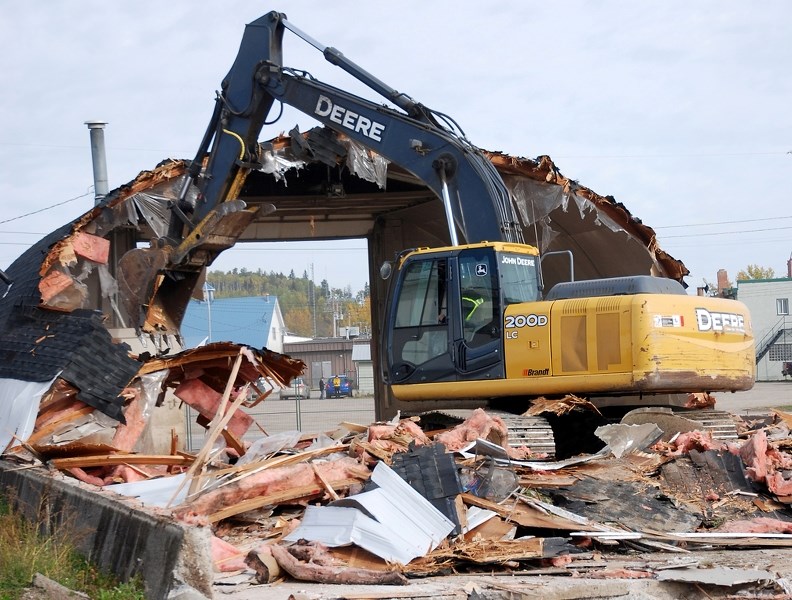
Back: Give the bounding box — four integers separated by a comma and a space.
325, 375, 352, 398
783, 362, 792, 379
281, 377, 310, 399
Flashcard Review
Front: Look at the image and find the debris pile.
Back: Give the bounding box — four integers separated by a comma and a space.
5, 372, 792, 596
5, 342, 303, 486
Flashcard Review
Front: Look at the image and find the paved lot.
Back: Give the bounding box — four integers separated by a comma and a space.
712, 380, 792, 414
186, 382, 792, 450
186, 395, 376, 451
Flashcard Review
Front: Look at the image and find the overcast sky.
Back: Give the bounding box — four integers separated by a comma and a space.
1, 1, 790, 293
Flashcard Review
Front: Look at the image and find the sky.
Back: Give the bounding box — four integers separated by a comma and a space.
1, 1, 790, 294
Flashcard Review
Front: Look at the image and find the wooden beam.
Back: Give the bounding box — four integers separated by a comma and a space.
50, 454, 193, 469
207, 477, 361, 523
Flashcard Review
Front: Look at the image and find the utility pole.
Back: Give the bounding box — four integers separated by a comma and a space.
203, 281, 215, 342
310, 263, 317, 338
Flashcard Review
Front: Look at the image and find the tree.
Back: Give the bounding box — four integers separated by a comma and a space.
737, 264, 775, 281
283, 307, 313, 337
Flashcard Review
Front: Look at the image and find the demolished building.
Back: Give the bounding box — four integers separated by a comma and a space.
0, 131, 689, 448
0, 133, 717, 597
1, 137, 777, 598
0, 8, 770, 597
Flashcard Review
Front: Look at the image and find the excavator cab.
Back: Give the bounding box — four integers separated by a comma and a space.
383, 242, 541, 392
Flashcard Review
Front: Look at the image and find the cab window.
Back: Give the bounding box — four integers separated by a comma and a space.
458, 250, 498, 345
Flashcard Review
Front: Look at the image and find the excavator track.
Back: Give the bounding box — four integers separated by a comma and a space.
418, 407, 738, 464
672, 409, 740, 442
490, 411, 557, 459
418, 409, 556, 460
621, 407, 740, 442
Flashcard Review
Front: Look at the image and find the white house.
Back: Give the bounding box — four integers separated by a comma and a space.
181, 295, 286, 353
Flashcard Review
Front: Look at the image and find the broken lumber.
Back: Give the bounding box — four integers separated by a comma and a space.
50, 454, 193, 470
207, 477, 361, 523
270, 542, 408, 585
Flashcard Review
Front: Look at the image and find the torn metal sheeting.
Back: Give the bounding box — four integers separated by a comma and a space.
459, 437, 611, 470
463, 506, 500, 534
594, 423, 663, 458
108, 472, 189, 507
0, 377, 57, 452
285, 462, 455, 564
285, 505, 419, 565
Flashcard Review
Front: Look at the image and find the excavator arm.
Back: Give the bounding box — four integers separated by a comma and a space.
166, 11, 522, 262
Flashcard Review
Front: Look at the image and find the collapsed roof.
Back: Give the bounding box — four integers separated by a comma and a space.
0, 127, 686, 418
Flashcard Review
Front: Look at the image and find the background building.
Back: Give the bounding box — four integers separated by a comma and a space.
737, 264, 792, 381
283, 338, 354, 392
180, 295, 286, 352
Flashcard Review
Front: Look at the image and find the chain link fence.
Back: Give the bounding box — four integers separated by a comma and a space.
185, 396, 376, 452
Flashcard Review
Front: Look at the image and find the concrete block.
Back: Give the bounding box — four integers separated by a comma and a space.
0, 460, 213, 600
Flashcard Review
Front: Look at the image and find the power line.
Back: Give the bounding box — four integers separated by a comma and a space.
0, 141, 191, 154
661, 224, 792, 239
0, 190, 92, 226
553, 150, 791, 159
654, 215, 792, 230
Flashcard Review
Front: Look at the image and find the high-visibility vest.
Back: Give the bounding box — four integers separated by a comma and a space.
462, 294, 484, 320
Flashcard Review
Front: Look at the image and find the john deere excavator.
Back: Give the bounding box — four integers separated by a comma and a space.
165, 12, 755, 457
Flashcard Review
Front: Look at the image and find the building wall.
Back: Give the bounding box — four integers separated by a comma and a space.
266, 301, 286, 353
737, 279, 792, 381
284, 338, 356, 391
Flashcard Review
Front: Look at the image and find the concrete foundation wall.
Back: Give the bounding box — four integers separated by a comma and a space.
0, 460, 213, 600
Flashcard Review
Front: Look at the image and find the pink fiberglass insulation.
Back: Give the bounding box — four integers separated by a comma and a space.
718, 517, 792, 534
211, 535, 247, 572
435, 408, 509, 452
175, 456, 369, 518
174, 377, 253, 438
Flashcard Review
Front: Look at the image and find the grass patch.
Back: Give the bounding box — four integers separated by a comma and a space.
0, 496, 145, 600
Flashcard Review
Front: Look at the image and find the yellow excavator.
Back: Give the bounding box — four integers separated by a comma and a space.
379, 242, 754, 456
160, 12, 755, 456
383, 241, 753, 403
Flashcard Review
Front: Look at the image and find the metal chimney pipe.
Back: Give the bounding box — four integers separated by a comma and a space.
84, 120, 109, 205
